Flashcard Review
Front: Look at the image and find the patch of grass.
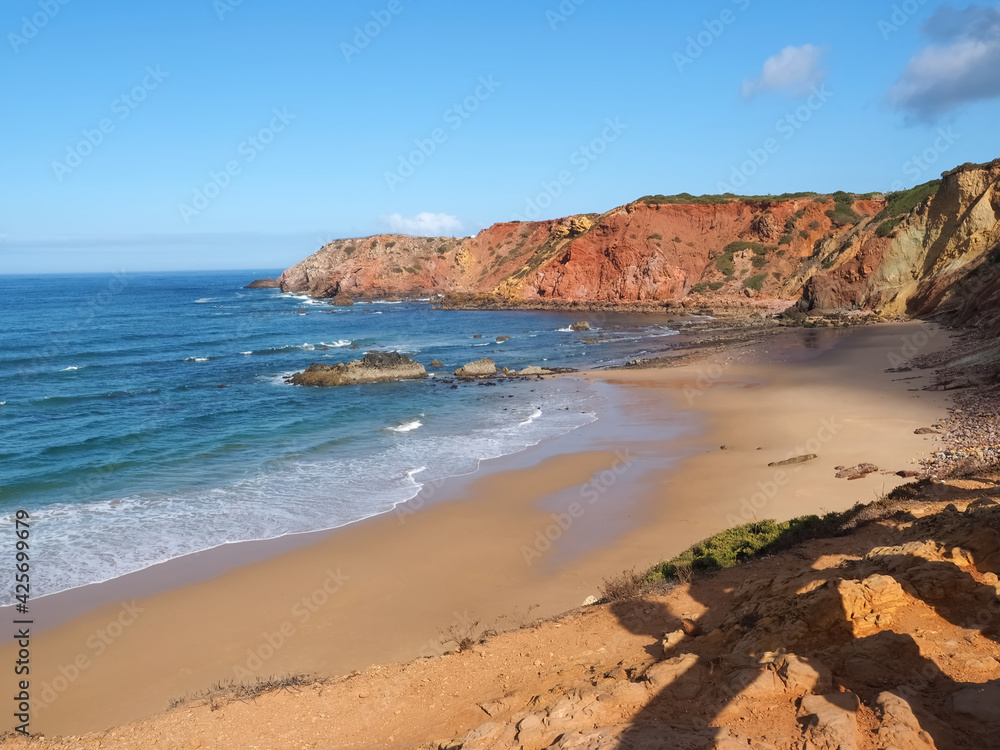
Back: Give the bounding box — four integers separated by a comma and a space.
645, 500, 890, 585
638, 191, 818, 205
648, 233, 663, 240
776, 249, 786, 257
744, 273, 766, 291
709, 281, 725, 290
437, 245, 448, 253
799, 230, 810, 239
391, 266, 403, 273
343, 245, 356, 256
808, 220, 820, 230
752, 254, 768, 268
876, 218, 904, 237
779, 233, 793, 246
686, 241, 695, 248
673, 236, 682, 243
715, 254, 735, 276
771, 271, 781, 279
876, 180, 941, 224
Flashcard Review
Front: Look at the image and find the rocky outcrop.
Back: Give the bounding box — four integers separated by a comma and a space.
289, 352, 427, 387
454, 359, 497, 378
274, 161, 1000, 327
244, 277, 281, 288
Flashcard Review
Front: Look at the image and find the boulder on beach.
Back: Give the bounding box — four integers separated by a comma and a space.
455, 359, 497, 378
244, 277, 281, 289
289, 351, 427, 387
518, 366, 552, 376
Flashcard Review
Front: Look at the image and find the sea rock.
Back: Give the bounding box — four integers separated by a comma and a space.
768, 453, 817, 467
496, 335, 511, 343
455, 359, 497, 378
331, 294, 354, 306
570, 321, 591, 331
289, 351, 427, 387
835, 463, 879, 480
429, 360, 444, 368
244, 277, 281, 288
518, 366, 552, 376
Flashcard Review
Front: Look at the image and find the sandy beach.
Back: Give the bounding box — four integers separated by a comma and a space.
2, 321, 953, 736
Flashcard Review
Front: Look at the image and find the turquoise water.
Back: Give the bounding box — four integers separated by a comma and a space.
0, 270, 682, 602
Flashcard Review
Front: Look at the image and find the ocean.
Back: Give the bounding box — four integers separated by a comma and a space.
0, 270, 683, 604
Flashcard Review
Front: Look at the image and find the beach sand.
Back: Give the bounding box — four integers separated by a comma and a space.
2, 321, 953, 736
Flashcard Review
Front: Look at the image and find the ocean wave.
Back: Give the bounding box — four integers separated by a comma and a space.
6, 382, 602, 605
241, 351, 253, 355
60, 366, 80, 371
388, 420, 422, 433
184, 357, 209, 362
519, 408, 543, 427
194, 298, 214, 303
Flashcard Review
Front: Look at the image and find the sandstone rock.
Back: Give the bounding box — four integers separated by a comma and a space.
725, 668, 785, 698
775, 653, 832, 694
518, 366, 552, 376
951, 681, 1000, 724
643, 653, 703, 699
798, 692, 860, 750
289, 352, 427, 387
768, 453, 818, 467
455, 359, 497, 378
661, 629, 685, 650
429, 360, 444, 368
915, 427, 941, 434
570, 321, 591, 331
582, 595, 598, 606
875, 691, 938, 750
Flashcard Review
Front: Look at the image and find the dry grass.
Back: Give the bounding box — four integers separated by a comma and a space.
599, 567, 645, 602
168, 674, 323, 711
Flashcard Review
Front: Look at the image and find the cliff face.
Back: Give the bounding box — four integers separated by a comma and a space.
278, 160, 1000, 321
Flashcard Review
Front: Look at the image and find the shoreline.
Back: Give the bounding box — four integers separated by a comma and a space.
1, 321, 954, 736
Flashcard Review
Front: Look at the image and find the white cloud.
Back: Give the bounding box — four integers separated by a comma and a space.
888, 4, 1000, 120
741, 44, 826, 98
380, 212, 463, 236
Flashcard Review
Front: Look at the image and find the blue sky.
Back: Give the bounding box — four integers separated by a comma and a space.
2, 0, 999, 273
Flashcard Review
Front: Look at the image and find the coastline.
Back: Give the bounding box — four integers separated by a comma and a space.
1, 321, 954, 737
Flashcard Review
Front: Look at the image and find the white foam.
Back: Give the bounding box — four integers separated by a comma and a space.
194, 298, 213, 303
185, 357, 209, 362
519, 408, 543, 426
389, 420, 423, 433
61, 366, 79, 371
241, 351, 253, 355
320, 340, 352, 348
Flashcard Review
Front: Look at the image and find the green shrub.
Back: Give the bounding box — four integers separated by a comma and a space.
771, 272, 781, 279
744, 273, 766, 291
876, 218, 903, 237
673, 236, 682, 243
648, 233, 663, 240
779, 234, 793, 246
687, 241, 695, 248
752, 254, 768, 268
799, 230, 810, 239
715, 254, 735, 276
808, 220, 820, 230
